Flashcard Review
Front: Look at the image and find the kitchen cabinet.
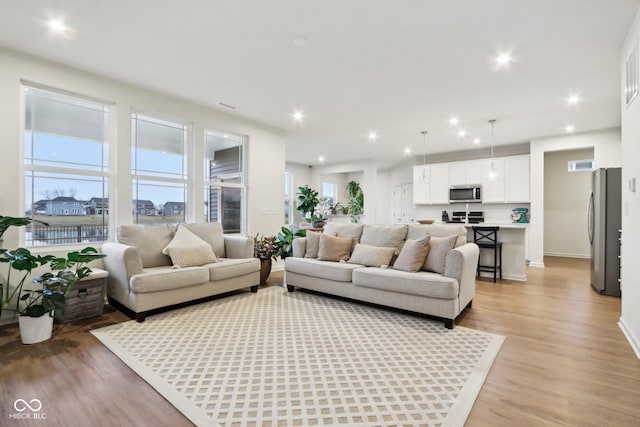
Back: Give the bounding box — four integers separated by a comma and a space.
480, 158, 505, 203
413, 165, 431, 204
504, 155, 530, 202
393, 183, 414, 224
429, 164, 449, 204
448, 162, 467, 186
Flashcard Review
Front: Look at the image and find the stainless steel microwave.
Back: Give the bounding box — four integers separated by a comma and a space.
449, 185, 482, 203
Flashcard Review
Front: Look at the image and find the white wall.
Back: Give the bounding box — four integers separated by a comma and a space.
543, 148, 593, 258
285, 161, 312, 225
529, 128, 622, 267
620, 8, 640, 358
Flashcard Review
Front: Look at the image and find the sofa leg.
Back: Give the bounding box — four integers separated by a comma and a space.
286, 284, 295, 292
250, 285, 259, 293
444, 319, 454, 329
135, 312, 146, 323
467, 299, 473, 308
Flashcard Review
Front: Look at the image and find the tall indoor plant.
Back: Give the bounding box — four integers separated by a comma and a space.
296, 185, 320, 223
346, 180, 364, 223
276, 226, 306, 260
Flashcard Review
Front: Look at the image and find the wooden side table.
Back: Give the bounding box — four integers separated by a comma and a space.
61, 268, 108, 323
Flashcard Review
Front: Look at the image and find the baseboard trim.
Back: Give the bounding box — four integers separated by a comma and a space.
528, 261, 545, 268
544, 252, 590, 259
478, 272, 527, 281
619, 317, 640, 359
272, 265, 284, 272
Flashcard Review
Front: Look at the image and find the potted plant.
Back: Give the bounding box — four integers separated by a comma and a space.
0, 246, 106, 344
0, 215, 48, 249
346, 180, 364, 223
311, 197, 330, 228
253, 234, 280, 285
296, 185, 320, 223
276, 226, 306, 260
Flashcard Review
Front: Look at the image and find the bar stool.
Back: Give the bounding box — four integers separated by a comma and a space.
472, 226, 502, 282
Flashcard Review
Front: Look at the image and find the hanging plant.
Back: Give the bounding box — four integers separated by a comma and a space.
346, 181, 364, 223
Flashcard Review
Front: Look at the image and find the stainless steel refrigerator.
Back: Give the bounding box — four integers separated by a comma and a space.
588, 167, 621, 296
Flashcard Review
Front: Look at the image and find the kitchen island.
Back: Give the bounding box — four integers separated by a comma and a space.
463, 223, 528, 281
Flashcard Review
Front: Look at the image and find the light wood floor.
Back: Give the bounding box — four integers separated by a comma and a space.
1, 257, 638, 426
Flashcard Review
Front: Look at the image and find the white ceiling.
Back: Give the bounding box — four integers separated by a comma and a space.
0, 0, 638, 168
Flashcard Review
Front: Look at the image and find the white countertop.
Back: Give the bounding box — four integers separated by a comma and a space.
462, 223, 529, 229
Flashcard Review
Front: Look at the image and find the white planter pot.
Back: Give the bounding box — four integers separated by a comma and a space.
19, 315, 54, 344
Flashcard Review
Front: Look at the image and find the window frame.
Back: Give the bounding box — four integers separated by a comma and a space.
203, 129, 247, 234
21, 81, 113, 248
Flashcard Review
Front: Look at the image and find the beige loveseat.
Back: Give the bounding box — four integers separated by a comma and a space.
284, 223, 479, 328
102, 223, 260, 322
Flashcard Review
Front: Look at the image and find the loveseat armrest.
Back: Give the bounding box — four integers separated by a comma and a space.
102, 242, 144, 297
224, 235, 254, 259
292, 237, 307, 258
444, 243, 479, 309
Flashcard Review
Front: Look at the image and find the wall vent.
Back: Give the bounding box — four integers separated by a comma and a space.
567, 159, 594, 172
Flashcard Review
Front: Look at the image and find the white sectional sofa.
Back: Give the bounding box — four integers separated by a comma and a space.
284, 223, 479, 328
102, 222, 260, 322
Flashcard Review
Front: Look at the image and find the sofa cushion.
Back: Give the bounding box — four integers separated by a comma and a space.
285, 257, 365, 282
304, 231, 324, 258
323, 223, 364, 244
117, 224, 176, 268
207, 258, 260, 281
348, 243, 396, 267
360, 224, 408, 254
352, 267, 459, 300
318, 234, 352, 261
408, 223, 467, 247
162, 225, 219, 268
393, 237, 431, 272
423, 235, 457, 274
184, 222, 226, 258
130, 266, 210, 293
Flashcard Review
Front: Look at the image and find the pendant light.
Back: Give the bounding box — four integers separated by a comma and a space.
421, 130, 428, 179
488, 119, 497, 181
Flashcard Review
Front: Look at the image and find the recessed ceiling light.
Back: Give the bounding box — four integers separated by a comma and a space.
449, 117, 459, 126
368, 131, 377, 141
495, 52, 513, 67
473, 138, 481, 144
47, 18, 77, 40
458, 129, 467, 137
565, 125, 576, 133
292, 111, 304, 122
292, 36, 310, 47
567, 94, 581, 105
318, 155, 325, 163
404, 147, 412, 155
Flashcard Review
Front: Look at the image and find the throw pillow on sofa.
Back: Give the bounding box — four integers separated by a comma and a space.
423, 235, 457, 274
348, 243, 396, 267
162, 225, 219, 268
393, 237, 431, 272
304, 231, 336, 258
317, 234, 352, 262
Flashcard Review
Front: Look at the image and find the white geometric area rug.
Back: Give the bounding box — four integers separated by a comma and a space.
92, 287, 504, 427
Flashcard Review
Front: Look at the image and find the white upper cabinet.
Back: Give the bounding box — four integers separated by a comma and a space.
413, 165, 431, 204
465, 160, 484, 186
504, 155, 530, 202
480, 158, 505, 203
448, 162, 467, 186
429, 163, 449, 204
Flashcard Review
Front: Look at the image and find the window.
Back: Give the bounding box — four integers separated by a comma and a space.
131, 113, 189, 224
23, 84, 110, 246
204, 130, 246, 233
568, 159, 594, 172
284, 172, 293, 224
322, 182, 337, 205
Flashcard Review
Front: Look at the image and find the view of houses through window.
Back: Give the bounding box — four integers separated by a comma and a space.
131, 113, 189, 225
23, 84, 110, 246
204, 130, 245, 234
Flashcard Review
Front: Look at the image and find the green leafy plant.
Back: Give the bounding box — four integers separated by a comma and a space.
20, 247, 106, 319
253, 234, 281, 261
346, 180, 364, 223
296, 185, 320, 223
0, 215, 48, 244
0, 248, 54, 315
276, 227, 306, 260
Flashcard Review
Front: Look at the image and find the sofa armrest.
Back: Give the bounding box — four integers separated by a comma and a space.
292, 237, 307, 258
101, 242, 144, 299
224, 235, 254, 259
444, 243, 479, 308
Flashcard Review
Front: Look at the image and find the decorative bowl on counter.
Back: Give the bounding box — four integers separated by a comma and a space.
416, 219, 435, 224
